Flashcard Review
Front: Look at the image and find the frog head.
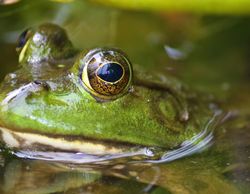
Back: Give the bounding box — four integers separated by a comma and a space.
0, 23, 215, 158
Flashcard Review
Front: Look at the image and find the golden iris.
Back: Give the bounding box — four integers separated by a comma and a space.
79, 48, 133, 100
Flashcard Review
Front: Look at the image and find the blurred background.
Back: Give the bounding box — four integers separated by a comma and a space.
0, 0, 249, 193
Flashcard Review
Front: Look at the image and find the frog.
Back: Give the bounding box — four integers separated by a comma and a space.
0, 23, 216, 159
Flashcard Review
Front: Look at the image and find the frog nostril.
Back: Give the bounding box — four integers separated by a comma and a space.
34, 80, 50, 91
34, 80, 42, 85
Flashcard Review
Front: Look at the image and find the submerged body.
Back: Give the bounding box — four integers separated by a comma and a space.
0, 23, 215, 157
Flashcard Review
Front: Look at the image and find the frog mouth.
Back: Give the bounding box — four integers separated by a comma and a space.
0, 126, 143, 156
0, 112, 219, 163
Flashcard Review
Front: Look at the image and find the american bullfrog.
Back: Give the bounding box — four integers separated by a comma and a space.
0, 23, 216, 159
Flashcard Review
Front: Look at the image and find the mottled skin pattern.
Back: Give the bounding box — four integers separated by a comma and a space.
0, 23, 215, 152
88, 76, 129, 96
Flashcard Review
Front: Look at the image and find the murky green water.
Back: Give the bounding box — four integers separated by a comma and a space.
0, 0, 249, 193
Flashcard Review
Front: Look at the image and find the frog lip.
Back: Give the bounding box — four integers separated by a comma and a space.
0, 126, 139, 155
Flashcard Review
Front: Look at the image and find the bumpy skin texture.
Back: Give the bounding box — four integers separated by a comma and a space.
0, 23, 214, 148
18, 23, 76, 65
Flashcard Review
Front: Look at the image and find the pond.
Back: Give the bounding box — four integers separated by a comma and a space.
0, 0, 249, 193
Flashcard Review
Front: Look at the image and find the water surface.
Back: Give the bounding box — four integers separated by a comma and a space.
0, 0, 250, 193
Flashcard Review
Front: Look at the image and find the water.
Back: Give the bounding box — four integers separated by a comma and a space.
0, 0, 250, 193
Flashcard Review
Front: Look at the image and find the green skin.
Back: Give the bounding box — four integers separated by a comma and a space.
0, 23, 214, 150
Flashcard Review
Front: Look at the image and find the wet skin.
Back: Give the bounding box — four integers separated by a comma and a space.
0, 23, 215, 155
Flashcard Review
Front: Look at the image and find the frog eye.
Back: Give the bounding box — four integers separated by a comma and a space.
16, 28, 32, 52
79, 48, 133, 100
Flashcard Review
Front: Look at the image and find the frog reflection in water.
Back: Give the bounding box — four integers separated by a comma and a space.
0, 23, 215, 159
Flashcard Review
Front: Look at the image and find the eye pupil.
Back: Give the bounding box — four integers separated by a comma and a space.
97, 63, 123, 82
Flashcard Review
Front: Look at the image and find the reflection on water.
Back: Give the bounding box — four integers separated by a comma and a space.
0, 156, 174, 193
0, 139, 246, 194
0, 0, 250, 193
